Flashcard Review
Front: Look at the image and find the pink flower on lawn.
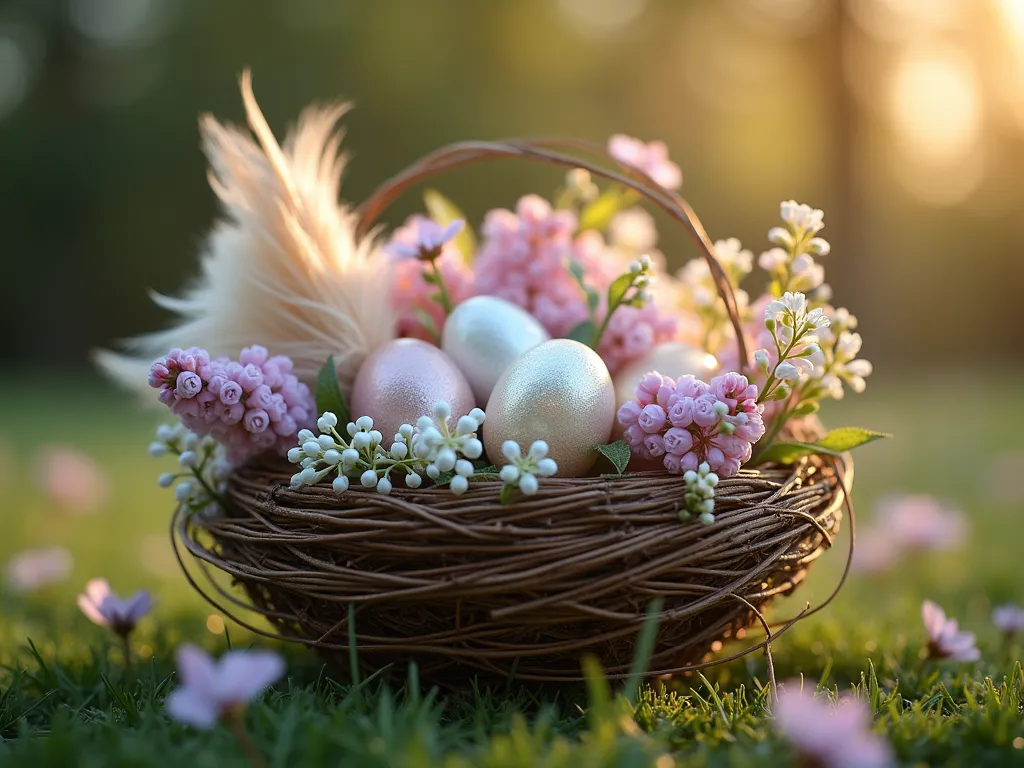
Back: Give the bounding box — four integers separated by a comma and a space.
77, 579, 152, 637
5, 547, 73, 593
37, 447, 108, 514
922, 600, 980, 662
386, 215, 474, 340
877, 494, 966, 551
992, 603, 1024, 637
167, 644, 285, 728
774, 683, 893, 768
608, 134, 682, 191
850, 528, 898, 574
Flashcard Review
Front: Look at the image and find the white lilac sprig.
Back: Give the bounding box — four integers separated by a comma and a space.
760, 200, 831, 298
566, 254, 654, 351
755, 291, 828, 406
680, 462, 719, 525
498, 440, 558, 503
676, 238, 754, 355
288, 402, 485, 496
151, 422, 231, 513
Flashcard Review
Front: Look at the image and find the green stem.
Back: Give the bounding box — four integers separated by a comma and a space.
224, 710, 268, 768
120, 633, 132, 671
430, 260, 454, 315
590, 308, 615, 350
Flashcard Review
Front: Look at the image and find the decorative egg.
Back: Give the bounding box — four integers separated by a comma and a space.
350, 339, 475, 441
484, 339, 616, 477
613, 342, 717, 408
441, 296, 551, 405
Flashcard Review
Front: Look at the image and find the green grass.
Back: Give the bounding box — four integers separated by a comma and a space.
0, 372, 1023, 766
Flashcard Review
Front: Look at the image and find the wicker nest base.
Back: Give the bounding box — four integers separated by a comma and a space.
173, 457, 847, 683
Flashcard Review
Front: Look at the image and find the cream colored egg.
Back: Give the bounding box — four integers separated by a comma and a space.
613, 342, 717, 408
484, 339, 616, 477
441, 296, 551, 405
350, 339, 475, 441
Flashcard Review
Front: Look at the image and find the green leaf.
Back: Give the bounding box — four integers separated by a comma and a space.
423, 189, 476, 262
755, 427, 890, 465
566, 259, 587, 284
790, 400, 820, 417
432, 471, 454, 487
315, 356, 350, 425
585, 287, 601, 314
754, 441, 821, 465
413, 308, 440, 340
499, 483, 516, 505
817, 427, 891, 453
579, 190, 623, 231
597, 440, 631, 476
606, 272, 635, 310
566, 320, 596, 344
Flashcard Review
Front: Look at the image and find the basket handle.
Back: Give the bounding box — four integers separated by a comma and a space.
355, 138, 749, 370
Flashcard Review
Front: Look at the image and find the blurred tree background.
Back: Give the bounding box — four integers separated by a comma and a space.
1, 0, 1023, 373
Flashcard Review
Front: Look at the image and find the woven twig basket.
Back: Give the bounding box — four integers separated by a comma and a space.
172, 139, 855, 683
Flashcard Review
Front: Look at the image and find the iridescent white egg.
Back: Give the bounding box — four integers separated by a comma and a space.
613, 342, 717, 408
441, 296, 550, 405
350, 339, 475, 441
484, 339, 616, 477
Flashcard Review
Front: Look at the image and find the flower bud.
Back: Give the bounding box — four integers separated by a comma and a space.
404, 472, 422, 488
323, 449, 342, 465
158, 472, 176, 488
302, 440, 322, 457
174, 482, 193, 502
332, 475, 349, 493
287, 447, 302, 463
360, 469, 378, 487
519, 474, 539, 496
179, 451, 199, 468
355, 415, 374, 431
341, 448, 359, 466
148, 442, 167, 458
450, 475, 469, 495
376, 476, 392, 495
317, 412, 339, 430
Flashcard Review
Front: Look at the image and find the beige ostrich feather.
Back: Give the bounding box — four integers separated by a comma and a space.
97, 70, 394, 397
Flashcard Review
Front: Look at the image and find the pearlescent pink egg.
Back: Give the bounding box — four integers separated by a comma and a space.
350, 339, 475, 441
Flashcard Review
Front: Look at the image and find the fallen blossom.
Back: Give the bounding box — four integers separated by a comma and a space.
5, 547, 73, 593
877, 494, 966, 552
166, 644, 285, 728
77, 578, 153, 637
773, 683, 892, 768
922, 600, 980, 662
992, 603, 1024, 637
37, 446, 108, 514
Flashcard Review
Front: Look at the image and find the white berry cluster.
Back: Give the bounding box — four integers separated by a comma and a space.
680, 461, 719, 525
498, 440, 558, 498
150, 422, 230, 514
288, 402, 485, 496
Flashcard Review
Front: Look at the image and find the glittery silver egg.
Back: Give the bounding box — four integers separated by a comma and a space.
441, 296, 551, 405
484, 339, 616, 477
350, 339, 475, 441
613, 342, 717, 408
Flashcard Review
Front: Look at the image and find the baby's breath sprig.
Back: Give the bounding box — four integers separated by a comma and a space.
565, 255, 654, 350
150, 422, 230, 513
680, 462, 719, 525
288, 402, 486, 496
497, 440, 558, 505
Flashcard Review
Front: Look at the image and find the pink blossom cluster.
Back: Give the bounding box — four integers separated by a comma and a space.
617, 371, 765, 477
386, 214, 474, 340
473, 196, 677, 372
148, 346, 314, 464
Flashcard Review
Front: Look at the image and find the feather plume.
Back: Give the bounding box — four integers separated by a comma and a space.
96, 70, 394, 398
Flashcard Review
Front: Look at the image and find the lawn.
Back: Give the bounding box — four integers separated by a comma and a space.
0, 371, 1022, 766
